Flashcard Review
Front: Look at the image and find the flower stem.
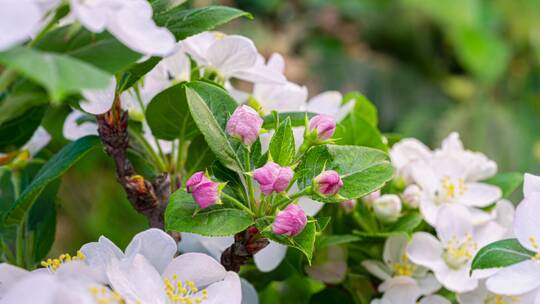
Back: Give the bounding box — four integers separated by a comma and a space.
222, 193, 255, 217
274, 187, 312, 210
244, 146, 256, 212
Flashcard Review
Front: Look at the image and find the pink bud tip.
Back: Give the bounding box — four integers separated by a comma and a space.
226, 105, 263, 145
308, 114, 336, 140
314, 170, 343, 196
186, 171, 219, 209
340, 199, 357, 212
272, 204, 307, 236
253, 162, 294, 195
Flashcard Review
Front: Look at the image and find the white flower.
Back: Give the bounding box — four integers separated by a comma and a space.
0, 0, 59, 51
70, 0, 176, 56
363, 234, 441, 304
63, 109, 99, 141
458, 280, 537, 304
390, 138, 432, 183
372, 194, 402, 222
485, 173, 540, 297
410, 155, 501, 226
182, 32, 285, 84
407, 204, 506, 293
418, 295, 451, 304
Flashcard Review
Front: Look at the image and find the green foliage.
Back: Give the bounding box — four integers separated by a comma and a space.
185, 81, 243, 173
165, 189, 253, 236
386, 211, 423, 233
296, 145, 394, 202
0, 93, 48, 126
471, 239, 535, 273
484, 172, 524, 198
0, 47, 112, 102
317, 234, 361, 248
262, 112, 316, 129
0, 106, 46, 152
4, 136, 101, 225
269, 117, 295, 166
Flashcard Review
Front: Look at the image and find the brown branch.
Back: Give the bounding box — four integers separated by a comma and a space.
221, 227, 269, 272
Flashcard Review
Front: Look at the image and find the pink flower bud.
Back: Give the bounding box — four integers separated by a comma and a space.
308, 114, 336, 140
253, 162, 294, 195
272, 204, 307, 236
186, 171, 219, 208
402, 184, 421, 208
340, 199, 357, 213
314, 170, 343, 196
226, 105, 263, 145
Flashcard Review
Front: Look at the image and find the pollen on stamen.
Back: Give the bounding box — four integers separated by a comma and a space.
87, 286, 125, 304
40, 250, 85, 272
164, 274, 208, 304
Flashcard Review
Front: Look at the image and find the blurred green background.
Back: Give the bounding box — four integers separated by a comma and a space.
52, 0, 540, 272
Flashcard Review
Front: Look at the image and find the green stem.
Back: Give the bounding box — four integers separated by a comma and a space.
274, 187, 312, 210
222, 193, 255, 217
244, 147, 256, 211
0, 69, 17, 93
11, 171, 24, 267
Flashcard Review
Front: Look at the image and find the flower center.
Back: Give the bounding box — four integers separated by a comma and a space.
442, 234, 477, 270
164, 274, 208, 304
484, 294, 521, 304
88, 286, 125, 304
40, 250, 85, 272
435, 176, 466, 204
392, 254, 416, 276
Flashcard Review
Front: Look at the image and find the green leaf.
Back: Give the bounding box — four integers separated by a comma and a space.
146, 83, 199, 141
342, 91, 378, 127
471, 239, 535, 273
185, 135, 216, 176
256, 217, 317, 263
4, 136, 101, 225
165, 189, 253, 236
484, 172, 523, 198
0, 93, 48, 126
0, 106, 46, 152
317, 234, 361, 248
269, 117, 295, 166
386, 212, 423, 232
156, 6, 252, 41
297, 145, 394, 202
118, 57, 161, 91
184, 81, 243, 173
0, 47, 112, 102
262, 112, 317, 129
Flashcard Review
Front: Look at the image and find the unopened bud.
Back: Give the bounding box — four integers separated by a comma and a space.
272, 204, 307, 237
402, 184, 421, 208
362, 190, 381, 206
253, 162, 294, 195
314, 170, 343, 197
186, 171, 220, 208
308, 114, 336, 140
226, 105, 263, 145
373, 194, 402, 222
340, 199, 357, 213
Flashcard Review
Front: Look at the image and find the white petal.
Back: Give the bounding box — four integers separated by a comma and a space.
459, 183, 501, 207
0, 263, 29, 296
79, 235, 123, 282
0, 274, 58, 304
206, 35, 258, 78
107, 254, 167, 304
125, 228, 177, 274
418, 195, 440, 226
70, 0, 119, 32
55, 261, 103, 284
160, 47, 191, 82
107, 0, 176, 56
435, 204, 473, 245
486, 260, 540, 295
362, 260, 392, 281
0, 1, 41, 51
178, 233, 233, 261
406, 232, 445, 271
383, 234, 409, 266
22, 126, 51, 156
473, 220, 507, 248
254, 81, 308, 114
80, 77, 116, 115
254, 241, 287, 272
456, 280, 489, 304
390, 138, 432, 175
241, 278, 259, 304
306, 91, 342, 118
435, 265, 478, 293
201, 272, 242, 304
416, 273, 441, 295
234, 64, 286, 84
468, 207, 494, 226
162, 253, 227, 288
298, 196, 324, 216
267, 53, 285, 73
62, 110, 98, 141
514, 192, 540, 251
181, 32, 217, 65
419, 295, 451, 304
379, 276, 421, 304
524, 173, 540, 198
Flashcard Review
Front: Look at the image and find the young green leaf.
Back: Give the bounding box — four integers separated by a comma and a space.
146, 83, 199, 141
0, 47, 112, 102
255, 217, 317, 264
342, 91, 378, 127
297, 145, 394, 203
471, 239, 535, 273
4, 136, 101, 225
484, 172, 523, 198
269, 117, 295, 166
184, 81, 243, 173
165, 189, 253, 236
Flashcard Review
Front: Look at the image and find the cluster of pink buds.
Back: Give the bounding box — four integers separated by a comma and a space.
253, 162, 294, 195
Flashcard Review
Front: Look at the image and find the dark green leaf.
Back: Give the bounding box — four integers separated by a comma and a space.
318, 234, 361, 248
484, 172, 523, 198
297, 145, 394, 202
471, 239, 535, 273
146, 83, 199, 141
0, 93, 48, 126
165, 189, 253, 236
0, 106, 46, 152
386, 212, 423, 232
262, 112, 316, 129
118, 57, 161, 91
5, 136, 101, 225
269, 117, 295, 166
185, 81, 243, 173
0, 47, 112, 101
185, 135, 216, 176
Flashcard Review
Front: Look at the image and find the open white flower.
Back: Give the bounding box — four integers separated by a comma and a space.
486, 173, 540, 298
70, 0, 176, 56
418, 295, 451, 304
363, 234, 441, 304
458, 280, 537, 304
389, 138, 432, 183
407, 204, 506, 293
182, 32, 285, 84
